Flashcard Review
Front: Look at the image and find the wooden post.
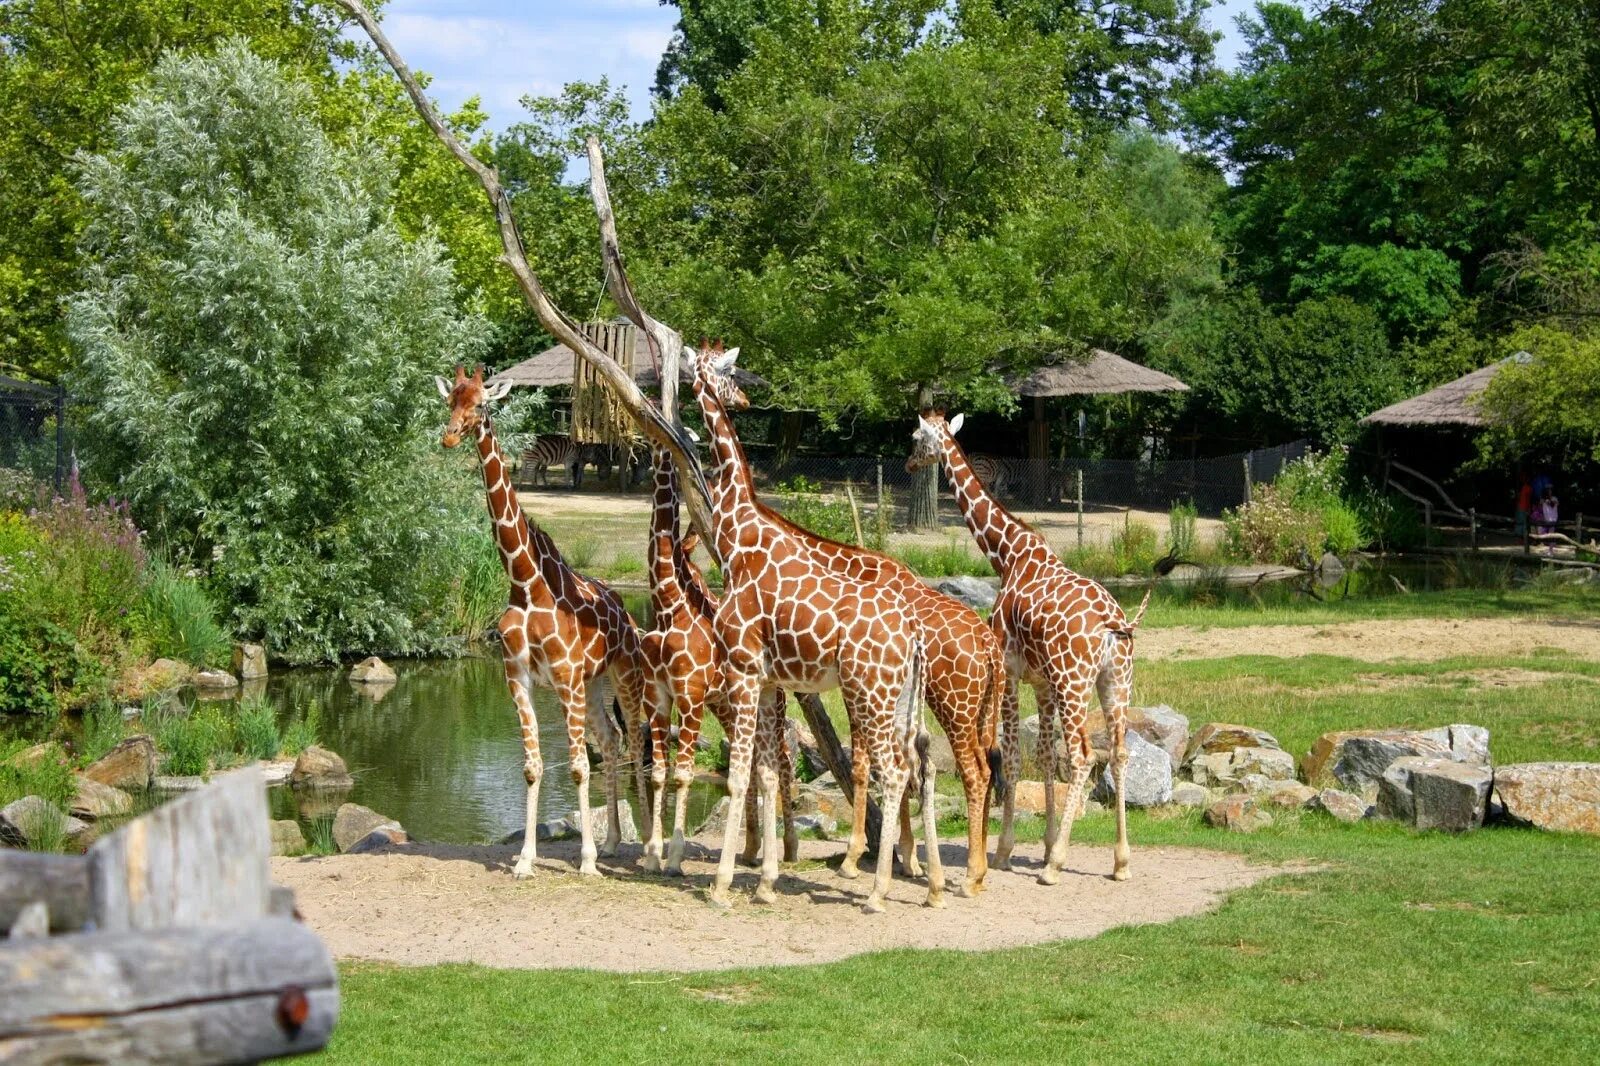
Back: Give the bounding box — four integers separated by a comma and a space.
1076, 469, 1084, 549
1469, 508, 1477, 550
1243, 454, 1253, 505
0, 852, 88, 934
1578, 512, 1586, 547
794, 693, 881, 855
844, 480, 865, 547
875, 461, 887, 545
1423, 501, 1432, 542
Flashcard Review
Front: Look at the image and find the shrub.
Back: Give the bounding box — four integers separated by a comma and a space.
563, 533, 602, 572
774, 476, 874, 547
140, 559, 229, 668
281, 701, 322, 757
1224, 450, 1372, 565
1111, 519, 1160, 574
893, 538, 991, 577
78, 700, 129, 766
305, 816, 337, 856
155, 713, 212, 776
1167, 500, 1198, 558
0, 739, 75, 810
236, 697, 281, 761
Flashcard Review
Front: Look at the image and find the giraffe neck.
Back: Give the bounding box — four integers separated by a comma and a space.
476, 420, 548, 587
940, 432, 1028, 575
649, 446, 677, 541
690, 375, 761, 564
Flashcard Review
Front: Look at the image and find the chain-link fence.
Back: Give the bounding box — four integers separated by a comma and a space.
745, 441, 1310, 518
0, 376, 69, 492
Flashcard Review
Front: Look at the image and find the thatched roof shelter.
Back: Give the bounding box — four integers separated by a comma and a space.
1011, 348, 1190, 397
1361, 353, 1530, 428
488, 335, 768, 392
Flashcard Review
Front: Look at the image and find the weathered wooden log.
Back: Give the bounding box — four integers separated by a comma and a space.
89, 766, 270, 932
0, 852, 88, 933
795, 693, 882, 853
0, 918, 337, 1065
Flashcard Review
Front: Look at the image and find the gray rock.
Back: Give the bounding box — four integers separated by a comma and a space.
1311, 788, 1370, 823
259, 758, 296, 787
926, 733, 958, 775
693, 796, 731, 836
564, 802, 639, 845
1492, 763, 1600, 834
270, 819, 306, 856
499, 819, 573, 846
1261, 780, 1318, 809
932, 575, 998, 611
332, 803, 407, 853
1187, 745, 1295, 788
192, 668, 238, 690
1129, 705, 1190, 770
0, 797, 87, 848
1204, 794, 1270, 833
82, 735, 156, 792
1169, 781, 1211, 808
349, 655, 397, 684
8, 900, 49, 940
1091, 730, 1172, 808
290, 746, 353, 790
1303, 724, 1490, 800
793, 812, 837, 836
346, 829, 407, 854
1185, 722, 1282, 763
69, 775, 132, 820
233, 642, 269, 680
1378, 756, 1491, 831
152, 774, 207, 793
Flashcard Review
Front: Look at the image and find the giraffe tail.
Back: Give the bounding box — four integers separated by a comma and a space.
1113, 587, 1153, 638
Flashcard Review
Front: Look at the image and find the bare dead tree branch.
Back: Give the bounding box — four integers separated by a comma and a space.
335, 0, 710, 514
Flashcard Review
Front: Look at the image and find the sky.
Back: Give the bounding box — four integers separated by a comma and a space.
377, 0, 1271, 134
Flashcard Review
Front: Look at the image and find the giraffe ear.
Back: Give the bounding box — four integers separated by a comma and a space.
723, 346, 740, 365
683, 426, 701, 443
484, 377, 512, 402
949, 413, 965, 435
435, 376, 452, 400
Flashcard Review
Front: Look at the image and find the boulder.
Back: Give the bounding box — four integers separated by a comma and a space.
693, 797, 731, 836
346, 829, 407, 854
1169, 781, 1211, 808
926, 733, 959, 776
1261, 780, 1318, 809
69, 775, 132, 820
3, 743, 62, 771
1012, 779, 1072, 815
259, 758, 296, 787
290, 746, 353, 790
332, 803, 407, 853
1204, 794, 1271, 833
1187, 745, 1295, 788
0, 797, 87, 848
1311, 788, 1370, 824
192, 668, 239, 690
932, 575, 998, 611
232, 642, 269, 680
1302, 724, 1490, 799
1493, 763, 1600, 835
1090, 730, 1173, 808
564, 802, 639, 845
152, 775, 207, 793
1129, 705, 1190, 770
82, 735, 156, 791
145, 658, 194, 688
499, 819, 573, 847
349, 656, 397, 684
1377, 757, 1491, 831
1184, 722, 1281, 763
270, 819, 306, 856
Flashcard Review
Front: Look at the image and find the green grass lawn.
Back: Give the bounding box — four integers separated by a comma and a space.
1134, 581, 1600, 630
323, 586, 1600, 1063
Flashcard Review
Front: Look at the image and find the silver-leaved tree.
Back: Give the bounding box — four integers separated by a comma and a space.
69, 40, 502, 663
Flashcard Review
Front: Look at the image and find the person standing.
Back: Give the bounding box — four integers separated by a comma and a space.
1515, 470, 1533, 536
1535, 485, 1560, 555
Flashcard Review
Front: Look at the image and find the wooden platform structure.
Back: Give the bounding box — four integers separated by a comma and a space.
1, 767, 337, 1064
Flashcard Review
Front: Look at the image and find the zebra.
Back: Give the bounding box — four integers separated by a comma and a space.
966, 453, 1018, 499
519, 434, 651, 489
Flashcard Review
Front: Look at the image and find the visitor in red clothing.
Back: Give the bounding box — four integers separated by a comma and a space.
1514, 469, 1533, 536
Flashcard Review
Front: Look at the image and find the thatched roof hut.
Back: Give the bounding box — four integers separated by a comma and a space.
1360, 353, 1530, 428
488, 334, 767, 392
1011, 348, 1190, 397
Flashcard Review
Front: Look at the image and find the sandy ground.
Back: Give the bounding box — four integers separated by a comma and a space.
1140, 616, 1600, 664
273, 836, 1279, 972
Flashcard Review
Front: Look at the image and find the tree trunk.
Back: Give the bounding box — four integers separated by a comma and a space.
907, 384, 939, 530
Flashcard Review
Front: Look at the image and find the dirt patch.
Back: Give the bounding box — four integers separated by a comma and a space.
1140, 617, 1600, 664
272, 836, 1279, 972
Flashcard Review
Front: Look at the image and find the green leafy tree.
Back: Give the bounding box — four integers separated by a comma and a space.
1479, 326, 1600, 464
69, 42, 491, 663
0, 0, 350, 380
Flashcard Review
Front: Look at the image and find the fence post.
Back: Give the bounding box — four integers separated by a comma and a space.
1076, 469, 1084, 550
1242, 454, 1253, 505
54, 384, 67, 493
1578, 512, 1586, 547
1469, 507, 1477, 550
1424, 501, 1432, 541
875, 462, 886, 544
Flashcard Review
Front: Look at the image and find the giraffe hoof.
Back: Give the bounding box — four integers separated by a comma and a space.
783, 838, 800, 863
993, 851, 1013, 872
665, 863, 684, 878
641, 853, 663, 874
1038, 868, 1060, 887
838, 861, 860, 880
958, 880, 982, 898
1112, 866, 1131, 883
578, 861, 601, 877
707, 890, 733, 910
861, 896, 886, 915
753, 883, 777, 905
737, 851, 760, 868
924, 894, 946, 910
511, 860, 536, 880
599, 842, 620, 859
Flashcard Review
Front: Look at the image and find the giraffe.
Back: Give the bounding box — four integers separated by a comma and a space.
686, 342, 930, 912
908, 409, 1149, 884
745, 483, 1006, 898
637, 445, 797, 875
437, 365, 648, 878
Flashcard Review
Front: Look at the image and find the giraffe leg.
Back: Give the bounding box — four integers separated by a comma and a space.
585, 682, 622, 860
1044, 687, 1094, 884
740, 781, 761, 866
666, 681, 711, 876
641, 678, 670, 873
558, 679, 602, 876
897, 791, 921, 878
994, 678, 1021, 872
1099, 654, 1134, 882
865, 739, 909, 915
959, 748, 990, 898
839, 734, 870, 880
917, 732, 946, 908
502, 649, 543, 880
1034, 682, 1064, 885
609, 659, 650, 858
754, 692, 784, 903
710, 672, 760, 908
772, 690, 800, 863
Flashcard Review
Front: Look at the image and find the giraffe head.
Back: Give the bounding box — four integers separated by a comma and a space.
684, 339, 748, 412
906, 408, 964, 472
436, 365, 511, 448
